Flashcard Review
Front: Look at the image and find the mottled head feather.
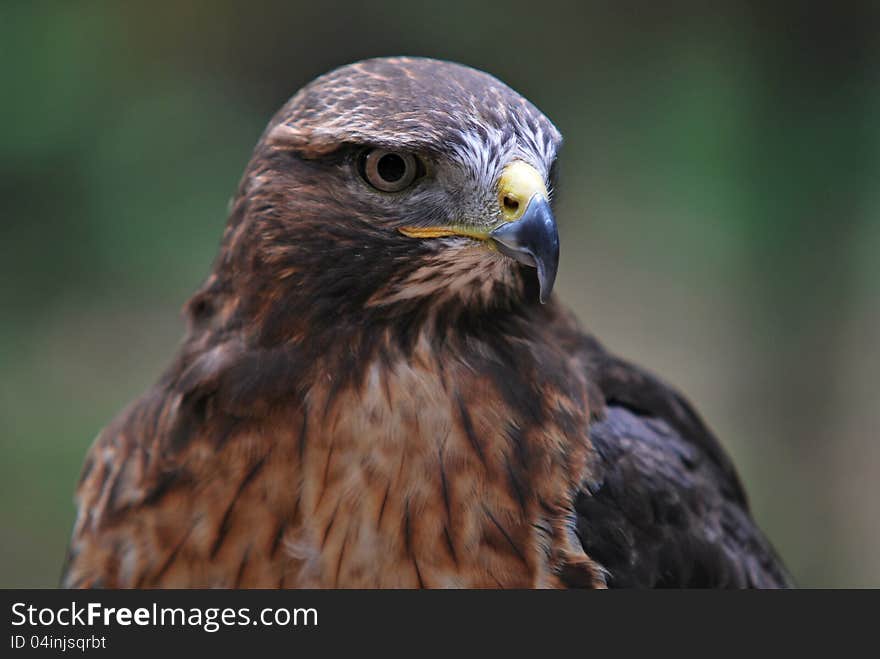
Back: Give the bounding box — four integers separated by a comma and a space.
265, 57, 561, 166
188, 57, 563, 374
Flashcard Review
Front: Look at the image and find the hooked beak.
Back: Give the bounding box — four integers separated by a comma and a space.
489, 194, 559, 303
398, 160, 560, 303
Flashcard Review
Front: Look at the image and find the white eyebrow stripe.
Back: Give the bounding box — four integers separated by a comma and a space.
448, 120, 558, 192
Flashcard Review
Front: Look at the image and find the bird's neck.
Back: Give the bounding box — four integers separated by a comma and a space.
285, 304, 600, 587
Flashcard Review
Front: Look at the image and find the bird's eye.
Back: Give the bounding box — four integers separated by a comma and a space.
360, 149, 420, 192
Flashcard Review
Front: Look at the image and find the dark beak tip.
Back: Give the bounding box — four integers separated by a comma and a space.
536, 244, 559, 304
490, 194, 559, 303
537, 259, 557, 304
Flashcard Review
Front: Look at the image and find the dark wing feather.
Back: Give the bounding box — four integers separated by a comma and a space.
567, 334, 792, 588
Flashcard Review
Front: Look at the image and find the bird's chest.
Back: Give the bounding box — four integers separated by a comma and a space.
285, 350, 596, 588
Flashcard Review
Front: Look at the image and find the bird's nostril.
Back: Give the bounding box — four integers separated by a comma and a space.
503, 195, 520, 213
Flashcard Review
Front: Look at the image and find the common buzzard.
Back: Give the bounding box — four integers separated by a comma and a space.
63, 57, 791, 588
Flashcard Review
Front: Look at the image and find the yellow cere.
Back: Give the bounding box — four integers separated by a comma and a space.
496, 161, 548, 223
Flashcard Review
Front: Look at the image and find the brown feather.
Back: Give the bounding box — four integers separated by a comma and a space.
63, 57, 787, 589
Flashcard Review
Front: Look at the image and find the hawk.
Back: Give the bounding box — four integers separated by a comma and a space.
63, 57, 791, 588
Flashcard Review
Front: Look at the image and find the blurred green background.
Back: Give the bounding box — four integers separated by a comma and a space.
2, 1, 878, 588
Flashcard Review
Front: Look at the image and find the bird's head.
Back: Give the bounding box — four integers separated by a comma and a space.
206, 57, 563, 345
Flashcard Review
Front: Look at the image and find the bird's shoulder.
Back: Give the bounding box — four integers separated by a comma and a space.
63, 337, 307, 587
546, 305, 792, 588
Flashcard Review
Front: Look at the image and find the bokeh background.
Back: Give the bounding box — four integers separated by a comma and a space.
2, 1, 878, 588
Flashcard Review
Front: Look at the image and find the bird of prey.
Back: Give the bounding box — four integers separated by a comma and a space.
63, 57, 791, 588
